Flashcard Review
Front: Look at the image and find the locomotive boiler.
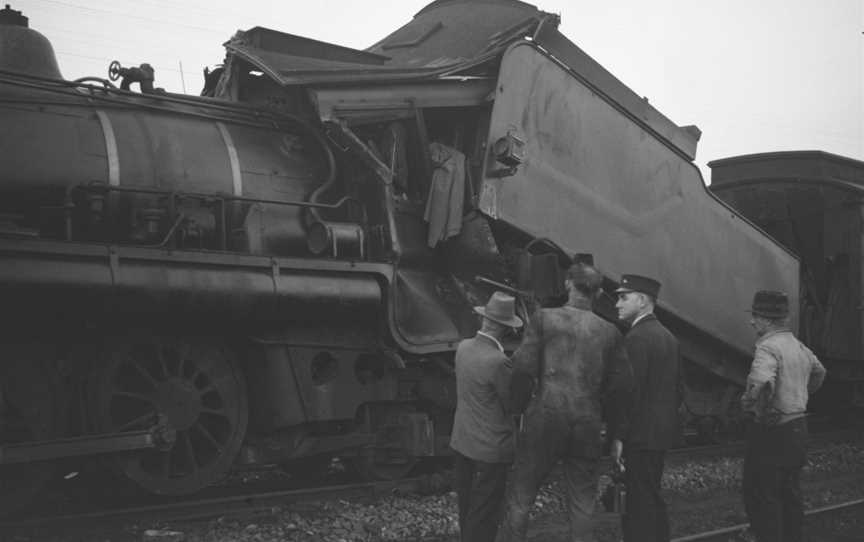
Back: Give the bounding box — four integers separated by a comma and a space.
0, 0, 797, 512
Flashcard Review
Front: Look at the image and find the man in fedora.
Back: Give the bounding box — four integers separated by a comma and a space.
613, 274, 681, 542
741, 290, 826, 542
497, 259, 633, 542
451, 290, 523, 542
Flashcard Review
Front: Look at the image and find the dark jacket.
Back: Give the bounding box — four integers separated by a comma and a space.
450, 334, 516, 463
624, 314, 682, 450
511, 300, 634, 445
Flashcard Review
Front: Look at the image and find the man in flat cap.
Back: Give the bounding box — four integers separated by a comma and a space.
741, 290, 826, 542
451, 291, 523, 542
497, 260, 633, 542
613, 274, 681, 542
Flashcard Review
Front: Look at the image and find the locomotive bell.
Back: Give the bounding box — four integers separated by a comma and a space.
0, 5, 63, 79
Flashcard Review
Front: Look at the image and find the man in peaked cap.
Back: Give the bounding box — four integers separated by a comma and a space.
497, 259, 633, 542
451, 291, 523, 542
613, 274, 682, 542
740, 290, 826, 542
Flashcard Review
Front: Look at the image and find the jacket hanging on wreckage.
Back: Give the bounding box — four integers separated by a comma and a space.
424, 142, 465, 247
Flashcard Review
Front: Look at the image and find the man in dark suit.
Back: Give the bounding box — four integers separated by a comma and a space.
613, 274, 681, 542
451, 291, 523, 542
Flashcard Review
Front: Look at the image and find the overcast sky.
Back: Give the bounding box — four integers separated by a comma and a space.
14, 0, 864, 181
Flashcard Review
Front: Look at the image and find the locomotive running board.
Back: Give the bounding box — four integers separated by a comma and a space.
0, 424, 176, 465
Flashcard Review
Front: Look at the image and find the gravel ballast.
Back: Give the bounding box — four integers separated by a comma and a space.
6, 440, 863, 542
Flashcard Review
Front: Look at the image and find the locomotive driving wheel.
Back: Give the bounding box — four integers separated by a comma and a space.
0, 344, 67, 516
89, 335, 248, 495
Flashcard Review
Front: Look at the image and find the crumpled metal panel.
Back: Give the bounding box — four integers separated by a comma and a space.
225, 38, 441, 86
366, 0, 548, 68
223, 0, 549, 86
479, 42, 799, 358
225, 0, 698, 161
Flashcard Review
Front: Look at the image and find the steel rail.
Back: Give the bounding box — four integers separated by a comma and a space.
0, 474, 439, 530
1, 426, 859, 533
708, 423, 857, 449
663, 425, 863, 463
671, 497, 864, 542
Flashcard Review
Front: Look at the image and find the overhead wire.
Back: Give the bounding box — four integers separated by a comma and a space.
104, 0, 253, 22
28, 0, 228, 34
22, 1, 241, 40
54, 51, 190, 75
21, 2, 226, 89
36, 25, 217, 61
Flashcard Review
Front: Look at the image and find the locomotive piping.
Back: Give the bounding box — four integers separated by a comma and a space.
303, 121, 338, 226
0, 71, 314, 133
0, 68, 298, 119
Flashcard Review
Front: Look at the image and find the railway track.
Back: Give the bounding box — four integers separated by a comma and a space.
672, 497, 864, 541
667, 425, 863, 462
0, 473, 445, 532
1, 424, 859, 537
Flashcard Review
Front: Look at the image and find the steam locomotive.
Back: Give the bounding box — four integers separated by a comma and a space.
0, 0, 800, 512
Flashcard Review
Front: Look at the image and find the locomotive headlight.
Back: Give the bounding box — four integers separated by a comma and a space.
493, 131, 526, 168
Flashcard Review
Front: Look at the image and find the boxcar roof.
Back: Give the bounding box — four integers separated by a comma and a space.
710, 150, 864, 192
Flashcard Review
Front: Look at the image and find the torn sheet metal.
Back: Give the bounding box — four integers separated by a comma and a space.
221, 0, 699, 160
222, 0, 550, 85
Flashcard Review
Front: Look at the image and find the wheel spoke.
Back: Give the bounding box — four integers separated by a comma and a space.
194, 421, 222, 451
196, 385, 222, 398
117, 411, 156, 431
128, 361, 159, 389
113, 390, 156, 405
188, 368, 205, 387
182, 431, 199, 472
175, 352, 188, 379
200, 407, 229, 419
159, 450, 172, 478
176, 341, 196, 378
194, 379, 214, 391
155, 343, 170, 380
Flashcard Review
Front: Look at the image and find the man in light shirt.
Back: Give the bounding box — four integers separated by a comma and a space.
741, 290, 826, 542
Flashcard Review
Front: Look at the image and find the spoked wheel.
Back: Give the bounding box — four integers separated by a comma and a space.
0, 344, 67, 516
89, 335, 248, 495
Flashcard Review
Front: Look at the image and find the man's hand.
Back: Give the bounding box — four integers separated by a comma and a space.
611, 439, 624, 472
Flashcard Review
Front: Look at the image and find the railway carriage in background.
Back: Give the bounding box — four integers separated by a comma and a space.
710, 151, 864, 412
0, 0, 804, 512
